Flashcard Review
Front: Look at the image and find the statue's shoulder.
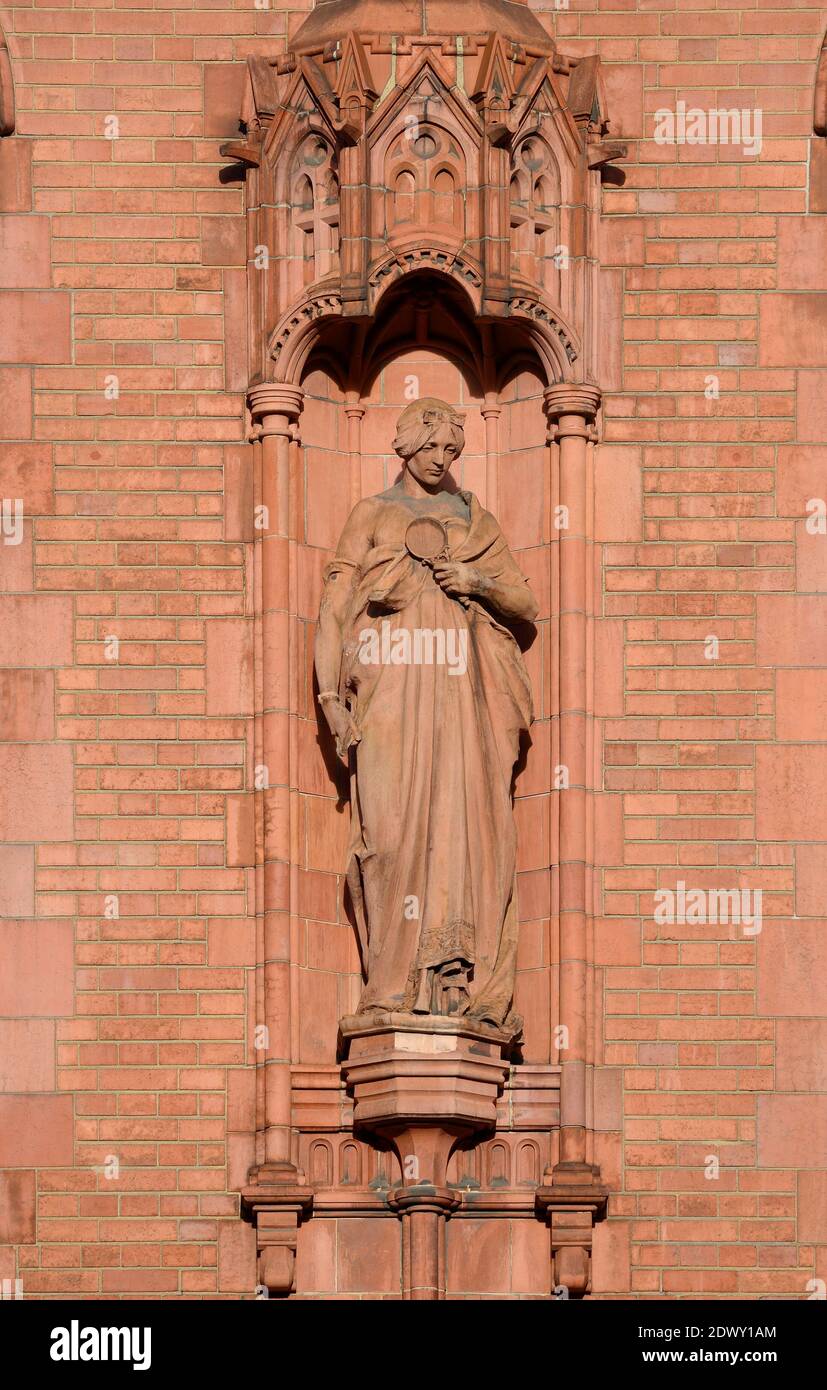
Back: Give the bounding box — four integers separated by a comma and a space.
458, 489, 489, 521
347, 494, 383, 521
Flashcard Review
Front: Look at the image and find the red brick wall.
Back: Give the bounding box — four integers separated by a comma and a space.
0, 0, 824, 1298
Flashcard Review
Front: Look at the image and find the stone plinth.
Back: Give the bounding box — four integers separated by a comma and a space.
340, 1015, 511, 1298
341, 1015, 511, 1151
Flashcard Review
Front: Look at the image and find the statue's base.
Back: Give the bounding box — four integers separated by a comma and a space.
339, 1007, 518, 1052
339, 1013, 511, 1161
338, 1015, 512, 1298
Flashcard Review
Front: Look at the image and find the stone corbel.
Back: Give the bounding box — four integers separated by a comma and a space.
242, 1164, 313, 1297
535, 1174, 608, 1298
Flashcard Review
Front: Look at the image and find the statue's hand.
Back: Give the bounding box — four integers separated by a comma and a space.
324, 698, 361, 761
432, 560, 485, 599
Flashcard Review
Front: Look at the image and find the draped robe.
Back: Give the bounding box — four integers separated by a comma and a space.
327, 491, 533, 1030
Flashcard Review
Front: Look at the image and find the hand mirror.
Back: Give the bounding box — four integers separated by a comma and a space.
405, 517, 449, 564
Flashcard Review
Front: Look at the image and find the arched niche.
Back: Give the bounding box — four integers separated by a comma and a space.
291, 269, 556, 1068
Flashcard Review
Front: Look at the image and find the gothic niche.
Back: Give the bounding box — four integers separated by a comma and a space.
228, 0, 624, 1301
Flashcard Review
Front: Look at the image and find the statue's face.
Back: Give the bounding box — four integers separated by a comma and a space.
405, 421, 459, 490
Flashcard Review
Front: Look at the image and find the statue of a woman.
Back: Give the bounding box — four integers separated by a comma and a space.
314, 398, 537, 1034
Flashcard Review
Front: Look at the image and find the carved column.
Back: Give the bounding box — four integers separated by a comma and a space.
242, 383, 312, 1295
538, 383, 607, 1297
482, 392, 501, 516
344, 391, 365, 508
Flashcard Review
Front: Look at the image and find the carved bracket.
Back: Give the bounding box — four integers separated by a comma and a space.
535, 1169, 609, 1299
241, 1164, 314, 1298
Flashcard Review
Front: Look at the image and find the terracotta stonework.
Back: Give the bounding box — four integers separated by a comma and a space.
1, 0, 826, 1304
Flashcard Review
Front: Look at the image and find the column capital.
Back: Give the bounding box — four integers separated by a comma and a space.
248, 382, 304, 433
543, 383, 602, 427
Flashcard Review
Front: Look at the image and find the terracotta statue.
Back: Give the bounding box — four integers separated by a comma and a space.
315, 398, 538, 1034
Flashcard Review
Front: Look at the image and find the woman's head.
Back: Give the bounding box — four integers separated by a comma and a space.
393, 398, 465, 490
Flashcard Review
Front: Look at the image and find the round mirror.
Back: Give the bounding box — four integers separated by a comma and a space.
405, 517, 448, 562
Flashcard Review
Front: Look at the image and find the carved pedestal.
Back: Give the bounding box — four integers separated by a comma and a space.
340, 1015, 511, 1300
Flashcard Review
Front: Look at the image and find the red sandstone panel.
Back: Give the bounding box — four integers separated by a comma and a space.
756, 746, 827, 840
205, 618, 253, 716
0, 443, 53, 513
217, 1219, 257, 1294
795, 844, 827, 916
0, 1170, 36, 1244
757, 1096, 827, 1168
0, 845, 34, 916
797, 519, 827, 593
795, 371, 827, 442
223, 445, 254, 542
336, 1217, 400, 1294
776, 669, 827, 740
204, 63, 248, 139
0, 291, 71, 364
0, 216, 51, 290
0, 920, 74, 1016
760, 294, 827, 365
0, 140, 32, 213
0, 595, 72, 666
0, 520, 33, 592
0, 1019, 56, 1092
446, 1217, 511, 1294
511, 1220, 552, 1296
757, 921, 827, 1017
595, 446, 642, 543
777, 219, 827, 290
776, 445, 827, 514
0, 670, 54, 741
798, 1171, 827, 1244
0, 367, 32, 438
757, 596, 827, 667
776, 1020, 827, 1091
294, 1218, 337, 1294
0, 1096, 73, 1167
592, 1219, 631, 1294
0, 744, 73, 841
